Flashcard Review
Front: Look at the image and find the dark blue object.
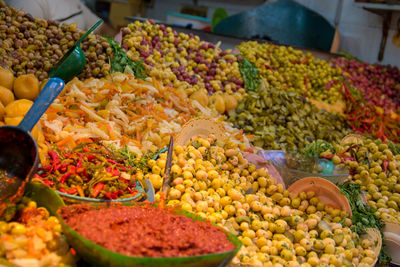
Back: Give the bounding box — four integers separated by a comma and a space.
0, 78, 65, 211
213, 0, 335, 51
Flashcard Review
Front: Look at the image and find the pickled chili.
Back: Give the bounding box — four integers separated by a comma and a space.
33, 143, 151, 200
60, 204, 235, 257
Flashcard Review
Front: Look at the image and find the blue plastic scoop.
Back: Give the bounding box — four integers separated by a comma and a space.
0, 78, 65, 215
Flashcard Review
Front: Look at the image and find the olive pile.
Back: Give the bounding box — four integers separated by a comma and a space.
121, 20, 245, 97
237, 42, 344, 104
149, 136, 377, 266
228, 86, 351, 151
0, 1, 112, 80
338, 138, 400, 224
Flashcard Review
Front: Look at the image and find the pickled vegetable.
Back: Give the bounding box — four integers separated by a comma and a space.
228, 86, 351, 151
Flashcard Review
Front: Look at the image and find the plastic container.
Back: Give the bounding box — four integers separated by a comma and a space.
56, 179, 154, 204
50, 149, 169, 205
287, 177, 352, 215
260, 150, 349, 187
175, 117, 227, 146
383, 222, 400, 265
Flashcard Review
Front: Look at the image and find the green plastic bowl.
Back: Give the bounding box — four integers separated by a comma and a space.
25, 183, 241, 267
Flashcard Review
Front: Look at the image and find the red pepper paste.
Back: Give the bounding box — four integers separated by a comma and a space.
60, 204, 234, 257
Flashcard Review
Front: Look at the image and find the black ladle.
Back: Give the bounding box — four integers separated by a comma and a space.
0, 77, 65, 216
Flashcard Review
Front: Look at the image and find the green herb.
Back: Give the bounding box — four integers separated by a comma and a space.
115, 145, 158, 170
238, 56, 260, 92
337, 51, 363, 62
104, 35, 147, 80
338, 181, 391, 266
387, 139, 400, 155
303, 140, 334, 158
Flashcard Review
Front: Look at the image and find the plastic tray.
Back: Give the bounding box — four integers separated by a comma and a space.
260, 150, 349, 187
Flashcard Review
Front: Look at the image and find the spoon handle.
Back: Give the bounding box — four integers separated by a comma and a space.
18, 77, 65, 132
76, 20, 103, 45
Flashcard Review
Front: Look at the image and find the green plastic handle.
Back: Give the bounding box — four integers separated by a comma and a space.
76, 20, 103, 45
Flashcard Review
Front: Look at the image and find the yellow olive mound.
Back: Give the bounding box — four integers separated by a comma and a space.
13, 74, 39, 100
149, 135, 377, 266
0, 66, 14, 90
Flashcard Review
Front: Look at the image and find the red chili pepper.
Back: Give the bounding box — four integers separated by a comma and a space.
263, 64, 273, 71
365, 108, 370, 118
48, 151, 59, 163
362, 117, 376, 124
127, 187, 137, 194
41, 179, 55, 187
83, 147, 91, 152
76, 161, 83, 169
66, 188, 77, 195
58, 188, 67, 193
106, 166, 120, 177
104, 192, 118, 199
55, 163, 69, 172
342, 82, 355, 103
376, 122, 386, 141
322, 154, 334, 159
92, 183, 104, 198
81, 167, 89, 178
59, 171, 73, 184
107, 159, 117, 164
84, 155, 97, 161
